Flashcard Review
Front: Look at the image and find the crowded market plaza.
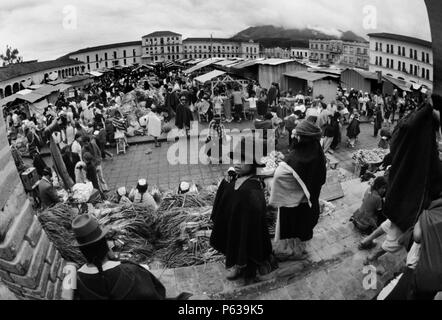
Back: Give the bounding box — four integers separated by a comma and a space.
1, 0, 442, 303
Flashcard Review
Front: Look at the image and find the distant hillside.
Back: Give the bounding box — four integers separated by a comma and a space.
232, 25, 367, 48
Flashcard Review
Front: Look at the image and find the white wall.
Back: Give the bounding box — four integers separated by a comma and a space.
369, 36, 433, 89
0, 63, 84, 98
70, 44, 142, 71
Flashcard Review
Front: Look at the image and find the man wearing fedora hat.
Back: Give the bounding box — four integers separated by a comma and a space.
210, 137, 275, 285
69, 213, 168, 300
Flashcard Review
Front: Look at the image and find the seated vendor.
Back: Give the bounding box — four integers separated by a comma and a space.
350, 176, 388, 235
116, 187, 132, 204
178, 181, 190, 194
129, 179, 159, 210
38, 168, 62, 209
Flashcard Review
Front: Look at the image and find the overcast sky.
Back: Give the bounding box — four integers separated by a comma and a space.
0, 0, 431, 61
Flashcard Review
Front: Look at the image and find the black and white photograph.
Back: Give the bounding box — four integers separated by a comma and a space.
0, 0, 442, 305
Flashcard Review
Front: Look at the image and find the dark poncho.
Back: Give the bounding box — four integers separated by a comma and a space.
415, 199, 442, 294
279, 138, 327, 240
383, 104, 442, 232
210, 178, 272, 268
75, 262, 166, 300
175, 103, 193, 130
346, 118, 360, 139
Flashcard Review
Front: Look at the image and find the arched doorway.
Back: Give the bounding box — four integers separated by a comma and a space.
5, 85, 12, 96
12, 82, 20, 93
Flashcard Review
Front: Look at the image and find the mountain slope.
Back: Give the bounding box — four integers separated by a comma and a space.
232, 25, 367, 48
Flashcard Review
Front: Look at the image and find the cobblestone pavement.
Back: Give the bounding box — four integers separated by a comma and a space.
150, 177, 406, 300
102, 122, 381, 192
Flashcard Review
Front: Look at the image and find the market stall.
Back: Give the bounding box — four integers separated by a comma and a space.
352, 148, 390, 177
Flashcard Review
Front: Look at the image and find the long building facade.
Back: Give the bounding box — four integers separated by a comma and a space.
66, 41, 142, 71
0, 59, 85, 98
309, 39, 369, 69
182, 38, 260, 60
367, 33, 433, 90
63, 31, 261, 67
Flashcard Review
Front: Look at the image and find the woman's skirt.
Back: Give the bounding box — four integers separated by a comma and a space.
279, 204, 319, 241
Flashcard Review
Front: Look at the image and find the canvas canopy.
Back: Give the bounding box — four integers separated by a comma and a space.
194, 70, 226, 83
383, 75, 412, 92
284, 71, 339, 81
88, 71, 103, 77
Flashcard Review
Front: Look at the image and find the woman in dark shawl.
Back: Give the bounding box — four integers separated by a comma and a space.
383, 102, 442, 233
210, 137, 274, 286
330, 111, 342, 150
273, 120, 327, 258
174, 94, 193, 133
346, 113, 360, 148
62, 145, 81, 182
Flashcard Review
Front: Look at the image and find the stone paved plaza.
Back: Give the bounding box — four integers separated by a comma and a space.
150, 178, 406, 300
102, 122, 381, 192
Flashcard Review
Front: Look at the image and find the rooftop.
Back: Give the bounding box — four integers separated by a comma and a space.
143, 31, 181, 38
0, 59, 83, 82
367, 33, 432, 48
61, 41, 142, 57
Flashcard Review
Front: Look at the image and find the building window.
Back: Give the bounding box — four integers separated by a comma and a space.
402, 47, 405, 56
426, 53, 430, 64
410, 64, 413, 74
133, 57, 136, 63
105, 61, 108, 67
86, 55, 90, 63
386, 58, 390, 68
386, 44, 389, 53
133, 49, 136, 57
390, 59, 394, 69
422, 52, 425, 62
123, 50, 126, 58
426, 69, 430, 80
113, 51, 117, 59
410, 48, 413, 58
397, 60, 401, 70
375, 42, 378, 51
87, 64, 90, 70
379, 57, 382, 66
96, 63, 99, 68
402, 62, 406, 71
414, 50, 417, 60
124, 59, 127, 65
422, 68, 426, 78
414, 65, 418, 76
105, 53, 108, 60
379, 43, 383, 52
